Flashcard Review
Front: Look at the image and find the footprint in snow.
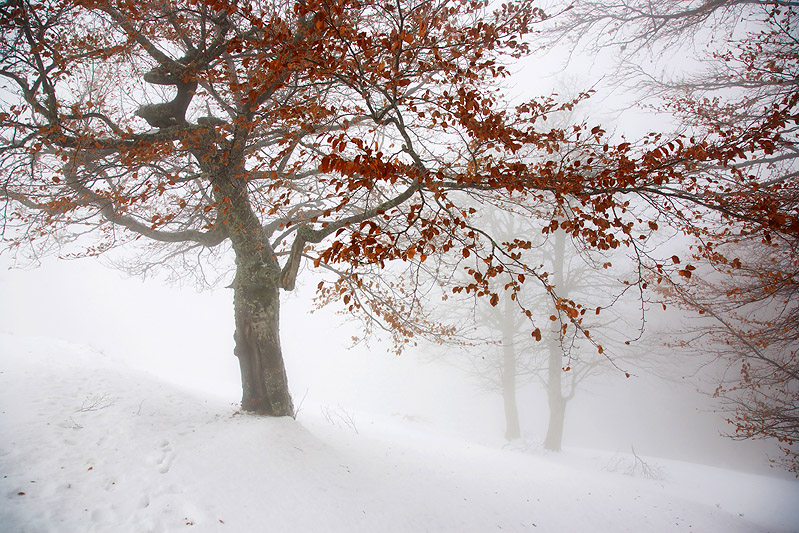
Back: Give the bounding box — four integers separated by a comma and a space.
156, 439, 174, 474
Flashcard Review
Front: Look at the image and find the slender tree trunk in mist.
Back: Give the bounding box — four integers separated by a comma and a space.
544, 228, 568, 451
543, 391, 568, 451
501, 295, 521, 440
543, 337, 569, 450
501, 343, 522, 440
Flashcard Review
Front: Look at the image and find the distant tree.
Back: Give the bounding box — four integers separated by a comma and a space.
1, 0, 796, 419
548, 0, 798, 470
452, 211, 637, 449
660, 239, 799, 473
538, 225, 615, 452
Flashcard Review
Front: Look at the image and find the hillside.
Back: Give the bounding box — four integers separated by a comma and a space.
1, 333, 797, 532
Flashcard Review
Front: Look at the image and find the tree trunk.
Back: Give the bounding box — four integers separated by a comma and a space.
543, 331, 570, 450
501, 345, 521, 440
212, 171, 295, 417
232, 260, 294, 417
501, 294, 521, 440
543, 395, 567, 451
543, 226, 568, 451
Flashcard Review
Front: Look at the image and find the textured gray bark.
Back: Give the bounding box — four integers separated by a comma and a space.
220, 174, 294, 417
232, 261, 294, 416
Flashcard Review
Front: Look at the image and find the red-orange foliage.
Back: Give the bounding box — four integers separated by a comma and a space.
663, 240, 799, 474
656, 4, 799, 472
549, 0, 798, 472
1, 0, 796, 416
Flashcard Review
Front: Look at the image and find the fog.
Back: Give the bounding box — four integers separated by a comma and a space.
0, 252, 784, 478
0, 6, 789, 484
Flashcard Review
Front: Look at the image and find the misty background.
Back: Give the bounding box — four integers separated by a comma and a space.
0, 252, 781, 476
0, 7, 787, 481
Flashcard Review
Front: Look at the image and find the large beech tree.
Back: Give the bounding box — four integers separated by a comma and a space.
1, 0, 796, 417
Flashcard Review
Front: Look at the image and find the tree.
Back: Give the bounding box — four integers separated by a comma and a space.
547, 0, 799, 470
1, 0, 796, 419
449, 210, 638, 449
659, 239, 799, 473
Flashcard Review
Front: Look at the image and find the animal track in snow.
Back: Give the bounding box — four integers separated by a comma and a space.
156, 439, 174, 474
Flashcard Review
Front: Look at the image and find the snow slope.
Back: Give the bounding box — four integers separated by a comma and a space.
1, 333, 797, 532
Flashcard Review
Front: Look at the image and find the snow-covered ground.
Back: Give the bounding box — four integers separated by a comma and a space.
1, 333, 797, 532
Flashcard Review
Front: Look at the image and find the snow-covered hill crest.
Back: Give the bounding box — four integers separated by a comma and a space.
1, 333, 797, 532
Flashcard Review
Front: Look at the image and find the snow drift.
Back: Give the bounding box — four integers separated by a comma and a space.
1, 333, 796, 532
